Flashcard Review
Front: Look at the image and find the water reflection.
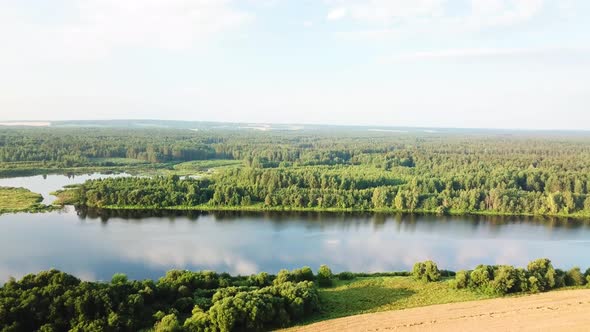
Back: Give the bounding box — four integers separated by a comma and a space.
0, 173, 129, 204
1, 207, 590, 283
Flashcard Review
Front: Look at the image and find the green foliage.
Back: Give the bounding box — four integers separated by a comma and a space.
8, 127, 588, 217
469, 265, 494, 289
452, 270, 470, 289
337, 272, 355, 281
490, 266, 528, 295
0, 187, 47, 214
0, 268, 319, 332
313, 275, 494, 323
452, 259, 565, 295
565, 267, 586, 286
247, 272, 272, 288
273, 267, 315, 285
111, 273, 128, 284
527, 258, 556, 292
412, 261, 441, 282
154, 314, 182, 332
317, 265, 334, 287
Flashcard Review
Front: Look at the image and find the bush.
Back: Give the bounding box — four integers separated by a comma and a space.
528, 276, 541, 293
317, 265, 334, 287
412, 261, 441, 282
565, 267, 586, 286
338, 272, 355, 280
554, 269, 566, 288
273, 267, 314, 285
527, 258, 556, 292
491, 266, 526, 295
452, 270, 470, 289
469, 265, 493, 288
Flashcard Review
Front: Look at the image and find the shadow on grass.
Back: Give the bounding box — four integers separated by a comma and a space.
312, 284, 416, 322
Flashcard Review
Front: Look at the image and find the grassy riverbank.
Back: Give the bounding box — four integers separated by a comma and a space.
307, 276, 494, 324
0, 187, 51, 214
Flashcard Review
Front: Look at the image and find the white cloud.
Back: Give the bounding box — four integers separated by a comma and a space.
327, 7, 348, 20
326, 0, 548, 39
0, 0, 253, 62
468, 0, 545, 29
377, 47, 590, 63
325, 0, 446, 24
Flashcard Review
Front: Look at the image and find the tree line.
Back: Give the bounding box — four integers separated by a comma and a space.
7, 128, 590, 216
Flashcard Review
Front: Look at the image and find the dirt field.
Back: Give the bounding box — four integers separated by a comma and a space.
290, 289, 590, 332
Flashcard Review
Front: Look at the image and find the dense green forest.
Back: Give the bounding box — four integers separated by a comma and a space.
0, 267, 321, 332
5, 127, 590, 216
1, 259, 588, 332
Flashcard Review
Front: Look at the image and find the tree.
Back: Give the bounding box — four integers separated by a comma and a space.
154, 314, 182, 332
527, 258, 556, 292
412, 261, 441, 282
317, 265, 333, 287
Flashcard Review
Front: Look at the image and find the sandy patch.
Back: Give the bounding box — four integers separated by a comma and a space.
289, 289, 590, 332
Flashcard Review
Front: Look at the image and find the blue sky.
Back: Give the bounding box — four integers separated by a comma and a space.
1, 0, 589, 129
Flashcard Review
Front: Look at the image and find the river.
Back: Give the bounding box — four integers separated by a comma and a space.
1, 174, 589, 282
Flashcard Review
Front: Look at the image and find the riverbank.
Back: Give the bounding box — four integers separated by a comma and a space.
72, 202, 590, 221
0, 187, 54, 214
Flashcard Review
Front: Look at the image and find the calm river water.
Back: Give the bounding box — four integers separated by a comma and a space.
1, 174, 590, 282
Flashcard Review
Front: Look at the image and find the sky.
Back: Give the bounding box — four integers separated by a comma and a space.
0, 0, 589, 130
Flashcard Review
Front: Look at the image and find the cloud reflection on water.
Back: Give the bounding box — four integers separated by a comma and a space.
1, 209, 590, 282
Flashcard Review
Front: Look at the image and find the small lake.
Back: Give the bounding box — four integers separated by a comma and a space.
0, 173, 129, 204
1, 174, 590, 282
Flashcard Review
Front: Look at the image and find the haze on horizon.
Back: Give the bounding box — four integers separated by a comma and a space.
1, 0, 589, 130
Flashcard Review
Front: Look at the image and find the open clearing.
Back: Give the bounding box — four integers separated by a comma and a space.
0, 186, 43, 213
289, 289, 590, 332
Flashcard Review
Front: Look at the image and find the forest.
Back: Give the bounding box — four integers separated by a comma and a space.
5, 127, 590, 216
1, 259, 588, 332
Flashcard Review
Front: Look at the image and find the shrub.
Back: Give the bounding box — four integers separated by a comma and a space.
469, 265, 493, 288
527, 258, 556, 292
528, 276, 541, 293
317, 265, 334, 287
412, 261, 441, 282
554, 269, 566, 288
452, 270, 470, 289
292, 267, 315, 282
491, 265, 527, 295
338, 272, 355, 280
273, 267, 314, 286
565, 267, 586, 286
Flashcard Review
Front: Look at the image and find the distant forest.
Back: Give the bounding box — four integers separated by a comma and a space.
4, 127, 590, 216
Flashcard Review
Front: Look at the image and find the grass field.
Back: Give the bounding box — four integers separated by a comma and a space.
173, 159, 243, 172
0, 187, 46, 213
299, 276, 494, 325
89, 157, 148, 165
